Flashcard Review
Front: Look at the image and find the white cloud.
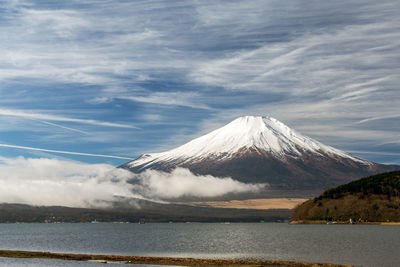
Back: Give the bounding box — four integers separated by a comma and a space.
0, 157, 265, 207
0, 157, 138, 207
132, 168, 266, 199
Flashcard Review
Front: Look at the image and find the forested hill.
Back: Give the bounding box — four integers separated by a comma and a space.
321, 171, 400, 199
293, 171, 400, 222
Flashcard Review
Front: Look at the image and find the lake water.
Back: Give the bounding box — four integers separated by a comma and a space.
0, 223, 399, 267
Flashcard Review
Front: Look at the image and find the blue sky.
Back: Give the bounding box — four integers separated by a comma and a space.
0, 0, 399, 166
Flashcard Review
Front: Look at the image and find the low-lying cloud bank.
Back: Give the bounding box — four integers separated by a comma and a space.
131, 168, 265, 199
0, 157, 266, 207
0, 156, 138, 207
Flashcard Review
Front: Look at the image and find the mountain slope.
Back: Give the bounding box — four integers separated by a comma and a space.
121, 116, 399, 191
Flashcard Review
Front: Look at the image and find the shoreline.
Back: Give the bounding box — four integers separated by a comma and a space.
290, 220, 400, 225
0, 249, 352, 266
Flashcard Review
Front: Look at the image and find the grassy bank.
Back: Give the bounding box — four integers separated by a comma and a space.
290, 220, 400, 225
0, 249, 352, 266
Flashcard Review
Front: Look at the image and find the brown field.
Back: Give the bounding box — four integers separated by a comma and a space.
181, 198, 308, 210
0, 249, 353, 266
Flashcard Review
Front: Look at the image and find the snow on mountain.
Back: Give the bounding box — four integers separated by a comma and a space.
122, 116, 398, 193
127, 116, 369, 168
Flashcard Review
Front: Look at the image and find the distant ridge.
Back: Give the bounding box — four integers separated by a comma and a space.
121, 116, 399, 193
0, 202, 291, 223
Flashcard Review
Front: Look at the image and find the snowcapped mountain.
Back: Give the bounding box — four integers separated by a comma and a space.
121, 116, 399, 192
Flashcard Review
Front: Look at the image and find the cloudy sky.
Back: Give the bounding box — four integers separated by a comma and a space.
1, 0, 399, 166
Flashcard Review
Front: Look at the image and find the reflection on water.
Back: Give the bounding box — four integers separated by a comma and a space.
0, 223, 399, 267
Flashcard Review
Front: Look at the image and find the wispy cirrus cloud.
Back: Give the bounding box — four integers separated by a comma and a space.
191, 20, 400, 97
0, 1, 185, 86
0, 0, 399, 165
117, 92, 211, 110
88, 91, 212, 110
0, 108, 136, 129
0, 144, 135, 160
357, 114, 400, 124
35, 120, 89, 135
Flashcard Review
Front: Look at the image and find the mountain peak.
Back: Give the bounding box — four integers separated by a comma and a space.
231, 115, 277, 127
229, 116, 275, 133
127, 115, 370, 169
228, 115, 294, 140
121, 115, 400, 192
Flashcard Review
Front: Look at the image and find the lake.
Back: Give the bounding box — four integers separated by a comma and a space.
0, 223, 399, 266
